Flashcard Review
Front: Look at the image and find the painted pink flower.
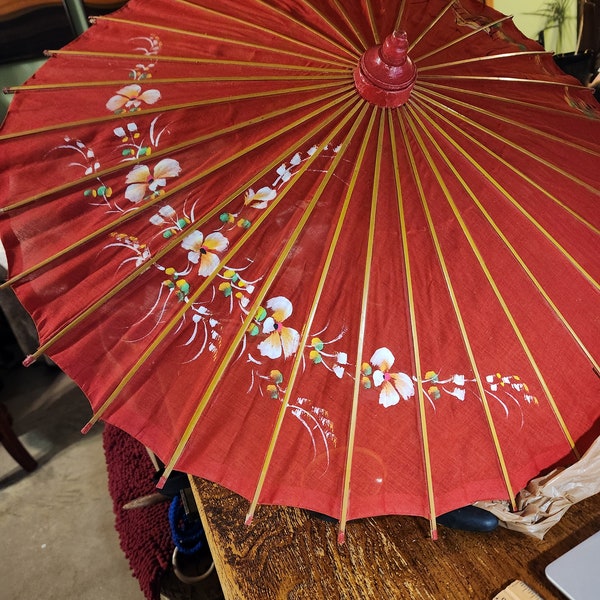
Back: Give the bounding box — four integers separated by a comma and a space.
124, 159, 181, 203
106, 84, 161, 112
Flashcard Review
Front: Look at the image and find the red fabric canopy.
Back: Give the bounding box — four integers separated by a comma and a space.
1, 0, 599, 539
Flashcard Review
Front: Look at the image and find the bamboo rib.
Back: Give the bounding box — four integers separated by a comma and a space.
413, 16, 513, 64
93, 16, 355, 68
0, 80, 351, 142
5, 74, 350, 93
409, 96, 599, 375
418, 74, 586, 88
272, 0, 363, 56
155, 101, 366, 486
23, 95, 359, 365
412, 91, 600, 232
246, 101, 373, 529
417, 50, 551, 72
332, 0, 369, 50
363, 0, 380, 45
417, 80, 600, 125
255, 0, 363, 57
43, 49, 351, 74
83, 96, 362, 434
412, 89, 600, 185
1, 84, 353, 214
405, 103, 580, 460
408, 0, 455, 53
409, 95, 600, 294
338, 107, 381, 544
408, 94, 600, 298
291, 0, 363, 54
2, 88, 355, 289
389, 109, 437, 540
172, 0, 361, 62
399, 108, 518, 510
393, 0, 408, 33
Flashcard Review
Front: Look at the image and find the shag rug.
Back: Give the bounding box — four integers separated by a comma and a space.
103, 424, 173, 600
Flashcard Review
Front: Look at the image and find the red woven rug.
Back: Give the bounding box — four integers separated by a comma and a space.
103, 424, 173, 600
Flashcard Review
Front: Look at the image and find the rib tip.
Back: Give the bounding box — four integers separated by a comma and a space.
337, 530, 346, 545
244, 514, 253, 526
157, 475, 167, 489
22, 355, 37, 367
81, 422, 93, 435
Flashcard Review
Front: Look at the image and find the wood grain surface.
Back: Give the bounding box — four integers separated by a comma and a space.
190, 477, 600, 600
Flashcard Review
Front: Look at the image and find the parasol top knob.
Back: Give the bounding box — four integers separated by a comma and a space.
353, 30, 417, 108
381, 30, 409, 66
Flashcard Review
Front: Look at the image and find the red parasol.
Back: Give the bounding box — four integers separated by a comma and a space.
1, 0, 599, 541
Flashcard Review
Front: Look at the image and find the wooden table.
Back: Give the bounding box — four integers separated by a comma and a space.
190, 477, 600, 600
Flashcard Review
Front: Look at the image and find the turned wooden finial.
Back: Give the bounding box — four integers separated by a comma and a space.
353, 31, 417, 108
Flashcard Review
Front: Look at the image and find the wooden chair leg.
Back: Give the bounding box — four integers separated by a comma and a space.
0, 402, 37, 472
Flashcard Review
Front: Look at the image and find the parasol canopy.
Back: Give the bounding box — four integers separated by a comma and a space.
1, 0, 599, 541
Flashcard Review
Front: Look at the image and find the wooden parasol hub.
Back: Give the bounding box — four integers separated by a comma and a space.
353, 30, 417, 108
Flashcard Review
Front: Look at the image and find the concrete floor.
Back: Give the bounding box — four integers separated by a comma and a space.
0, 354, 146, 599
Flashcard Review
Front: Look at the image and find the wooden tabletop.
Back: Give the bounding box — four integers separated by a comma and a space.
190, 477, 600, 600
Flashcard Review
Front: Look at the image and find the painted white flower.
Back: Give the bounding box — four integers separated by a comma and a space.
106, 84, 161, 112
181, 230, 228, 276
257, 297, 300, 360
244, 187, 276, 209
124, 159, 181, 203
370, 347, 415, 408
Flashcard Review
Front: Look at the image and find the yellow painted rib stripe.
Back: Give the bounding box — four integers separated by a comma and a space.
363, 0, 381, 44
82, 94, 362, 434
172, 0, 361, 61
409, 96, 599, 372
5, 74, 349, 93
43, 49, 350, 74
417, 80, 600, 125
408, 0, 455, 53
332, 0, 370, 50
414, 16, 513, 63
417, 50, 550, 72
